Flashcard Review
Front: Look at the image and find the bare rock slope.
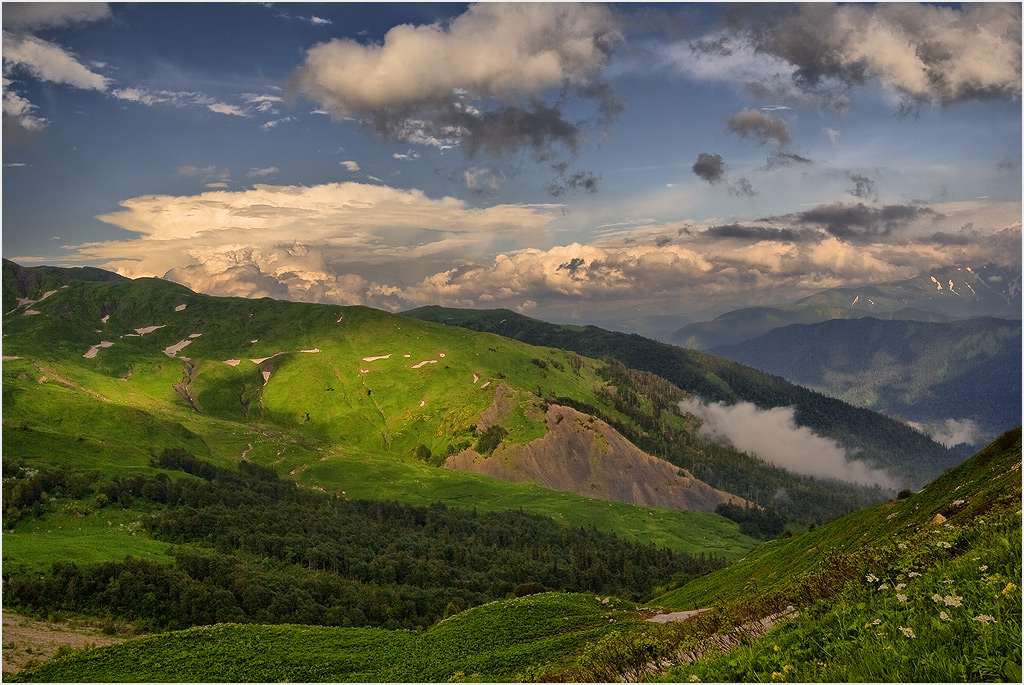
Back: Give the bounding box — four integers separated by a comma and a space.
446, 403, 746, 513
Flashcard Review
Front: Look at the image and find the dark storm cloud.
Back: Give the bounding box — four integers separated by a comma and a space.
794, 202, 943, 239
765, 150, 813, 170
848, 173, 877, 199
692, 152, 726, 183
707, 224, 810, 242
726, 108, 790, 147
744, 3, 1021, 107
727, 177, 756, 197
548, 167, 600, 197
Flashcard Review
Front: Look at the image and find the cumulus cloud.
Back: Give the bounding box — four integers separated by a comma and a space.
2, 3, 111, 30
339, 160, 360, 172
290, 2, 621, 161
750, 3, 1022, 107
692, 152, 726, 184
727, 107, 790, 147
679, 398, 897, 488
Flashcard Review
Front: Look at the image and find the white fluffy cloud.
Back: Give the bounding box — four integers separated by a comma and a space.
72, 182, 558, 303
63, 179, 1020, 325
291, 2, 621, 158
294, 3, 617, 114
2, 32, 108, 91
679, 398, 897, 488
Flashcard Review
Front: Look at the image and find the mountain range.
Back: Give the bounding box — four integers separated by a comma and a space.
670, 264, 1021, 350
711, 316, 1021, 446
2, 259, 1018, 682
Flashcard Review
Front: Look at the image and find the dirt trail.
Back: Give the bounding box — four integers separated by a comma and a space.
2, 611, 136, 675
645, 608, 712, 623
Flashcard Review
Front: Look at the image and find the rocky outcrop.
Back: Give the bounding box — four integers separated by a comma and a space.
445, 404, 746, 513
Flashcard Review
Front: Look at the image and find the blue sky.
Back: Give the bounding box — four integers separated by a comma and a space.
3, 2, 1021, 332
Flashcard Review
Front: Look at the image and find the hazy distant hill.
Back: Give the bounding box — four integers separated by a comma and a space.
711, 317, 1022, 446
671, 264, 1022, 349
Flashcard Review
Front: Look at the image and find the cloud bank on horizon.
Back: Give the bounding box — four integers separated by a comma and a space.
3, 2, 1021, 329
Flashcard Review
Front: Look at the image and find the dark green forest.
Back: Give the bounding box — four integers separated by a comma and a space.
2, 450, 723, 631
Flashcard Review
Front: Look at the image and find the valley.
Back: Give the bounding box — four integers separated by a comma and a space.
2, 260, 1019, 681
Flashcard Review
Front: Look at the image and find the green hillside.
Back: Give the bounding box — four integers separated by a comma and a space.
404, 305, 959, 491
10, 430, 1020, 683
711, 316, 1022, 443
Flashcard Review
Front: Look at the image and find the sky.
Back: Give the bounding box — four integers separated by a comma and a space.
3, 1, 1021, 334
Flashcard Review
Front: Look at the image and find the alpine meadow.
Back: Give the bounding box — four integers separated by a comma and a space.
1, 2, 1021, 683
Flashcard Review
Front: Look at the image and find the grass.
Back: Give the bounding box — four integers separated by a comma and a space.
2, 506, 173, 574
9, 593, 640, 682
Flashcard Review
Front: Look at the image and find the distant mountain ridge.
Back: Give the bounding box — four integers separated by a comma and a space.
711, 316, 1022, 445
671, 264, 1022, 349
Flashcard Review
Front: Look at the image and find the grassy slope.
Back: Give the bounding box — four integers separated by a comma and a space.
403, 305, 958, 487
9, 593, 641, 683
12, 431, 1020, 683
2, 274, 755, 562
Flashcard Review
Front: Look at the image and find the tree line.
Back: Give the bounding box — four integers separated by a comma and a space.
3, 450, 725, 631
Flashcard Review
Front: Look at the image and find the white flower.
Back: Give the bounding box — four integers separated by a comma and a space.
973, 614, 996, 624
878, 584, 889, 591
908, 572, 921, 578
937, 541, 953, 549
931, 594, 943, 603
896, 583, 907, 590
979, 565, 988, 571
866, 573, 879, 583
872, 618, 882, 626
896, 594, 908, 602
939, 611, 951, 621
942, 595, 964, 607
899, 626, 916, 638
689, 676, 701, 682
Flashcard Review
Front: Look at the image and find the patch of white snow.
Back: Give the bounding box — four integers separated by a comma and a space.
223, 359, 241, 366
135, 325, 166, 336
261, 370, 272, 384
23, 310, 41, 316
101, 314, 111, 324
479, 381, 491, 389
301, 348, 321, 354
411, 359, 438, 369
851, 294, 859, 306
930, 276, 942, 290
163, 338, 196, 357
84, 341, 115, 359
174, 304, 187, 312
362, 354, 391, 362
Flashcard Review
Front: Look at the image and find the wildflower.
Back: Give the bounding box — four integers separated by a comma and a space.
897, 542, 907, 549
943, 579, 955, 584
939, 611, 951, 621
771, 671, 783, 681
931, 594, 943, 603
895, 583, 906, 590
865, 573, 879, 583
872, 619, 882, 626
978, 565, 988, 571
783, 665, 793, 673
908, 572, 921, 578
689, 676, 700, 682
1002, 582, 1017, 596
942, 595, 963, 607
774, 644, 780, 652
973, 614, 996, 624
878, 584, 889, 591
899, 626, 916, 638
896, 594, 908, 603
937, 541, 952, 549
